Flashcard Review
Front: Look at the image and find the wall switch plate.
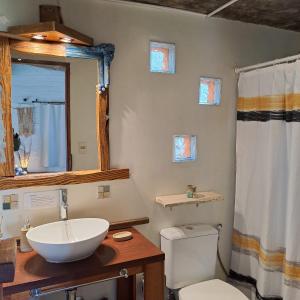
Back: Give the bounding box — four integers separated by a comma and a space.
98, 185, 110, 199
78, 142, 88, 154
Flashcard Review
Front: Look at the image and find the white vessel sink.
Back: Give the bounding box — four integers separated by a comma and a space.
27, 218, 110, 263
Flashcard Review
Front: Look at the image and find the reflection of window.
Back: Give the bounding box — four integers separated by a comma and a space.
150, 41, 175, 74
199, 77, 221, 105
173, 135, 197, 162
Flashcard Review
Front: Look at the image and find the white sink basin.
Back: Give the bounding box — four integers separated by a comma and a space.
27, 218, 109, 263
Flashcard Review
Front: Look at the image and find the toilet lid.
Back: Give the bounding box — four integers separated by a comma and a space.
179, 279, 248, 300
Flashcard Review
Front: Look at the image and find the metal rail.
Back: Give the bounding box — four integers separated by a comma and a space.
206, 0, 241, 17
30, 268, 129, 298
235, 53, 300, 74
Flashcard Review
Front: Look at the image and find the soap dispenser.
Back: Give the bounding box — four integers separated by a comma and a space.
20, 218, 33, 253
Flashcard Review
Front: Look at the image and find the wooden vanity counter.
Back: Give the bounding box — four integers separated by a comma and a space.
3, 228, 165, 300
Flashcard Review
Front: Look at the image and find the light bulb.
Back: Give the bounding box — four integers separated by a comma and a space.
32, 34, 45, 40
60, 37, 73, 43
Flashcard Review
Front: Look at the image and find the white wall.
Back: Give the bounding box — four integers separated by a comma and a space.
1, 0, 300, 299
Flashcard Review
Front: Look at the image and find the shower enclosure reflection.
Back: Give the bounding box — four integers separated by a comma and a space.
11, 54, 98, 175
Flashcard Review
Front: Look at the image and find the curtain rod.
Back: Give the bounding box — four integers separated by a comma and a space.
235, 53, 300, 74
32, 100, 65, 105
15, 101, 65, 106
207, 0, 241, 17
16, 98, 65, 105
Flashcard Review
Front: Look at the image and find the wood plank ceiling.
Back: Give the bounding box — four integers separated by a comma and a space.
122, 0, 300, 32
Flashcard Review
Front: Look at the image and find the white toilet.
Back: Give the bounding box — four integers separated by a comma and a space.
160, 224, 248, 300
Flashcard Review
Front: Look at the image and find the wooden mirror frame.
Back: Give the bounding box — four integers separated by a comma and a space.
0, 37, 129, 190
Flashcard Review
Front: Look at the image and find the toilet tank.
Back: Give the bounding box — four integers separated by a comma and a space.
160, 224, 218, 290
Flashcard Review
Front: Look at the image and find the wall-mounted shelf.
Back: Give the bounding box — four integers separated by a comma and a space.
155, 191, 223, 208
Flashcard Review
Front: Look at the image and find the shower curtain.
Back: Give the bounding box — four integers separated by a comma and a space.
230, 61, 300, 300
39, 104, 66, 171
20, 104, 66, 172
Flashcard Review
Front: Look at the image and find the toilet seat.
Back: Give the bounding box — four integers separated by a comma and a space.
179, 279, 248, 300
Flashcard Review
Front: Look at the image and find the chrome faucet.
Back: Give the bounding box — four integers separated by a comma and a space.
59, 189, 68, 221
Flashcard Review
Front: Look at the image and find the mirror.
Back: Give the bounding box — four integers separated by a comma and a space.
11, 53, 99, 175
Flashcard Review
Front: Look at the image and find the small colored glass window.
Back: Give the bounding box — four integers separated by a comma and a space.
199, 77, 221, 105
150, 42, 175, 74
173, 135, 197, 162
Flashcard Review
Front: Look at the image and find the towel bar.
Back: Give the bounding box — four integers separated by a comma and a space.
30, 268, 129, 298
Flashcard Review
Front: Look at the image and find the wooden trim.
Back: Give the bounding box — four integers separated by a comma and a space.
0, 32, 29, 41
96, 89, 110, 171
109, 217, 150, 231
0, 38, 14, 177
39, 5, 63, 24
117, 275, 136, 300
0, 169, 129, 190
144, 261, 165, 300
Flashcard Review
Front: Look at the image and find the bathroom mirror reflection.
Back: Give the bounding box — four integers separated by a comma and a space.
11, 53, 98, 175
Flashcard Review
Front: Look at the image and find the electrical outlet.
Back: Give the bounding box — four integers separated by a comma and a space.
98, 185, 110, 199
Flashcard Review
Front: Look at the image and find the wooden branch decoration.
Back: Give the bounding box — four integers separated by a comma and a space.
96, 89, 110, 170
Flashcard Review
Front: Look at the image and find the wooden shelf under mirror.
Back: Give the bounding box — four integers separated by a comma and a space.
0, 169, 129, 190
0, 36, 128, 189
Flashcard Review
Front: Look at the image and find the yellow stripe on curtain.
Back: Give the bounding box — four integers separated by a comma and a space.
232, 230, 300, 281
237, 93, 300, 112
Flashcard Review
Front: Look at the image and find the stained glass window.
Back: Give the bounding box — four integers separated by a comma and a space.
150, 42, 175, 74
199, 77, 221, 105
173, 135, 197, 162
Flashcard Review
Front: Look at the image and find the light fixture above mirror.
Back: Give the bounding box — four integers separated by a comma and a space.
8, 21, 93, 46
7, 5, 93, 46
